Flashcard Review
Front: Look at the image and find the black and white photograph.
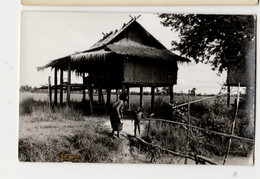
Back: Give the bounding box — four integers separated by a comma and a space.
19, 12, 255, 165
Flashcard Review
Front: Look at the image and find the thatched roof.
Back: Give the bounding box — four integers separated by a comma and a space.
38, 17, 190, 71
107, 41, 188, 62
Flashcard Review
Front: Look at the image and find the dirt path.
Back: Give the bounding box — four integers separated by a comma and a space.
103, 119, 147, 136
101, 117, 253, 165
102, 118, 150, 163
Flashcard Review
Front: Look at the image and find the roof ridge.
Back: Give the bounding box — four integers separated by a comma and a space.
87, 16, 140, 51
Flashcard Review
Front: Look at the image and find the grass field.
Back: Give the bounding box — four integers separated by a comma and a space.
18, 91, 253, 164
19, 91, 217, 107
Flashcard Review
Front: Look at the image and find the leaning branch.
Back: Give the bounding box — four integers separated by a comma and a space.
126, 134, 217, 165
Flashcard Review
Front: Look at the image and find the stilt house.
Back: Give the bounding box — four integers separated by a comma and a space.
38, 17, 189, 114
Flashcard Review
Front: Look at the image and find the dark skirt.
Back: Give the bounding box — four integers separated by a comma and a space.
110, 107, 121, 129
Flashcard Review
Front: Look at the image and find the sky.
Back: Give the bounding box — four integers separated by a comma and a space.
20, 12, 227, 94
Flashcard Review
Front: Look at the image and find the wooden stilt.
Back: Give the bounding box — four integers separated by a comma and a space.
66, 60, 71, 106
98, 86, 102, 104
60, 69, 63, 104
140, 86, 143, 108
82, 73, 86, 101
127, 86, 130, 110
48, 76, 52, 106
89, 87, 93, 103
54, 68, 58, 105
88, 85, 93, 115
106, 88, 111, 113
169, 85, 174, 104
151, 87, 155, 113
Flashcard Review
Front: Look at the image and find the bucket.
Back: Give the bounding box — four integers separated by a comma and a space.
113, 123, 123, 131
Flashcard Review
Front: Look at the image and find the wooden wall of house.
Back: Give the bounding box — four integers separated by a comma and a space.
123, 59, 177, 86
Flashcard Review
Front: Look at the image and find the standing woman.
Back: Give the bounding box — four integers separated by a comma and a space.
110, 93, 128, 137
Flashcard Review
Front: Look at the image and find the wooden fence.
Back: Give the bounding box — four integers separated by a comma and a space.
138, 85, 254, 165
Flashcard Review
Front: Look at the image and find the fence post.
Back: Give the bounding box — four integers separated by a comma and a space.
223, 83, 240, 165
185, 90, 191, 164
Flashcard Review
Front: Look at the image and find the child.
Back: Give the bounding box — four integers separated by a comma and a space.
133, 107, 144, 136
110, 93, 128, 137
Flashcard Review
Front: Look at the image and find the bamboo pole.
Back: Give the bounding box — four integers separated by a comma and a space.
185, 90, 191, 164
170, 90, 238, 110
48, 76, 52, 106
148, 118, 254, 143
227, 85, 231, 107
223, 84, 240, 165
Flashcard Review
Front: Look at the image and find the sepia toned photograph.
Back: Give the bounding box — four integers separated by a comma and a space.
19, 12, 256, 165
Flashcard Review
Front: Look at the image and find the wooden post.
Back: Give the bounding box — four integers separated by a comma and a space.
185, 90, 191, 164
223, 84, 240, 165
106, 88, 111, 113
169, 85, 174, 104
48, 76, 52, 106
54, 68, 58, 105
66, 60, 71, 106
88, 85, 94, 115
140, 86, 143, 108
151, 87, 155, 113
98, 86, 102, 104
60, 69, 63, 104
127, 86, 130, 110
227, 85, 231, 107
89, 86, 93, 103
82, 73, 86, 101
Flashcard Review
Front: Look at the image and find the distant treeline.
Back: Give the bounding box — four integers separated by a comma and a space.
20, 85, 46, 93
20, 85, 218, 96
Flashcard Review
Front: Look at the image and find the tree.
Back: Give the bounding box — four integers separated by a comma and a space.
159, 14, 256, 74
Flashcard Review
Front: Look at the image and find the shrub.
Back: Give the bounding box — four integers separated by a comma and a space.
20, 97, 39, 115
19, 131, 121, 163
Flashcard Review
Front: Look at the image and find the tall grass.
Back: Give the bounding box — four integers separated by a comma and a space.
19, 97, 122, 162
19, 130, 121, 162
20, 97, 85, 121
141, 96, 254, 159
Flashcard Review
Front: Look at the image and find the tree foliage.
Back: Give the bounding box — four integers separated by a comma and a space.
159, 14, 256, 74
